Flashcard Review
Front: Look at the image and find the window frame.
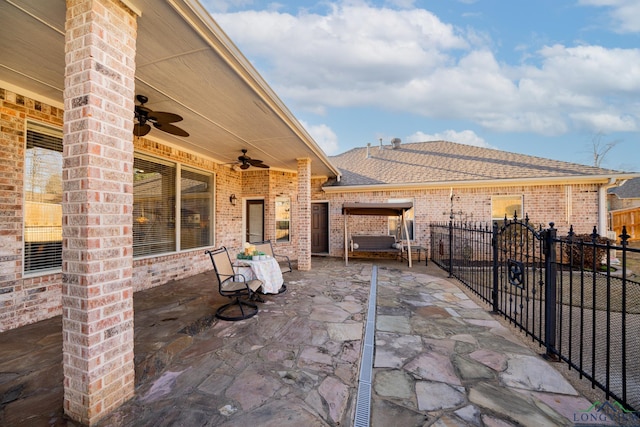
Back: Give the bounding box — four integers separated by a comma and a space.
23, 121, 64, 276
133, 154, 178, 258
133, 153, 216, 259
491, 195, 524, 222
275, 197, 291, 243
179, 165, 214, 251
387, 197, 415, 241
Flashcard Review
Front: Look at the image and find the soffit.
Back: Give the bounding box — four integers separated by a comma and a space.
0, 0, 338, 177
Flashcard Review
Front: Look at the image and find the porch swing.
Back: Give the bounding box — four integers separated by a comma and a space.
341, 201, 414, 267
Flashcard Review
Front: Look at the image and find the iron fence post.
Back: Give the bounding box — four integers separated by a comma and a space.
492, 221, 499, 313
543, 222, 558, 360
620, 225, 630, 402
448, 219, 453, 278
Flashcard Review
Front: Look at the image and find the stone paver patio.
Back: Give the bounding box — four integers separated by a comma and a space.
1, 257, 625, 426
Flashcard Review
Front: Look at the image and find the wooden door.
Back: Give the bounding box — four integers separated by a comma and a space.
311, 202, 328, 253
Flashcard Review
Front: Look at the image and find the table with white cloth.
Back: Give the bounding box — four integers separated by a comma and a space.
235, 257, 284, 294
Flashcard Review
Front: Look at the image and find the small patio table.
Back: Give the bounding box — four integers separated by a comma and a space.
235, 257, 284, 294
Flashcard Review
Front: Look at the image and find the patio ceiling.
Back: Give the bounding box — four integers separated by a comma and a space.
0, 0, 340, 178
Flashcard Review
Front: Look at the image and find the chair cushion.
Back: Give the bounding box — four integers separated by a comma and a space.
280, 265, 292, 274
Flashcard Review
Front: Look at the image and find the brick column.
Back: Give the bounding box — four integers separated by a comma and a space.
63, 0, 138, 424
297, 158, 312, 270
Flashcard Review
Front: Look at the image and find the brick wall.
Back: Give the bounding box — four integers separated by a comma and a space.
609, 196, 640, 211
320, 184, 602, 258
267, 170, 298, 259
0, 88, 64, 331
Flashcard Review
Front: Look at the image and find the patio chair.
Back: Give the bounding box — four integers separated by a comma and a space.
253, 240, 293, 275
205, 246, 263, 321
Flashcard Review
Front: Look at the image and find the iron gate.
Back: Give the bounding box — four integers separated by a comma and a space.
492, 216, 555, 354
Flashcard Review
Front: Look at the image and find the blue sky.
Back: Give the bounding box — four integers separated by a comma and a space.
202, 0, 640, 172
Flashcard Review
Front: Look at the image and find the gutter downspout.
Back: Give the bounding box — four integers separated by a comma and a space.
599, 178, 617, 237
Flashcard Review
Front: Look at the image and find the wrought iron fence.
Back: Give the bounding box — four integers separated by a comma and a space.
429, 219, 640, 413
430, 221, 493, 303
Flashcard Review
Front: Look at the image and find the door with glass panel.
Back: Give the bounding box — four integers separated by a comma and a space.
245, 200, 264, 243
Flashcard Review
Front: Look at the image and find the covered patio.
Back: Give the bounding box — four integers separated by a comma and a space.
1, 1, 340, 422
1, 259, 597, 426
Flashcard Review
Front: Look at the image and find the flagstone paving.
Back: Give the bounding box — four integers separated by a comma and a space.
0, 258, 625, 426
372, 265, 593, 426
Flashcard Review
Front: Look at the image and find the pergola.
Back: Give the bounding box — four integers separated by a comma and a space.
342, 202, 414, 267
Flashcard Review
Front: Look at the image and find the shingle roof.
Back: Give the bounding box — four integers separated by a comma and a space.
326, 141, 624, 187
608, 177, 640, 198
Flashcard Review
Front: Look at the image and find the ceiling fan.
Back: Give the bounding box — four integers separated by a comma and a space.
236, 149, 269, 169
133, 94, 189, 137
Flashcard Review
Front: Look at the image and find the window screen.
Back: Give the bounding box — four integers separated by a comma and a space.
24, 122, 63, 273
180, 168, 212, 250
133, 157, 176, 257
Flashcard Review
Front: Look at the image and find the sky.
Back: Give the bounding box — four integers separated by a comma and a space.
201, 0, 640, 172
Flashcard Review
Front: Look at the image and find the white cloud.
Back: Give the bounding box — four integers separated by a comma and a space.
213, 4, 468, 90
210, 3, 640, 137
300, 121, 340, 155
570, 112, 637, 132
406, 130, 493, 148
535, 44, 640, 94
578, 0, 640, 33
200, 0, 255, 13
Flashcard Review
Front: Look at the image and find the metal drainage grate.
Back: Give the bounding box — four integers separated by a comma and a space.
354, 265, 377, 427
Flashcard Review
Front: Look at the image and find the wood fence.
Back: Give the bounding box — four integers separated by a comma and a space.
610, 206, 640, 242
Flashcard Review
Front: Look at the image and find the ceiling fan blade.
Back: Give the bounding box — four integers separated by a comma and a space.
252, 162, 270, 168
133, 123, 151, 136
240, 163, 250, 170
153, 122, 190, 137
149, 111, 183, 123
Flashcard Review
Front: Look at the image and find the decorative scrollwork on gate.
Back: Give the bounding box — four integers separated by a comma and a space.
507, 259, 525, 289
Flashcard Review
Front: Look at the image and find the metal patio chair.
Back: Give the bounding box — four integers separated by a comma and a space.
253, 240, 293, 275
205, 246, 263, 321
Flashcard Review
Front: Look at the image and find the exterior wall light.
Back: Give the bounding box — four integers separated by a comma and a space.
229, 194, 237, 206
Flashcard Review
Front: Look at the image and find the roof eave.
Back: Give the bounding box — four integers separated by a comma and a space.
322, 173, 640, 193
177, 0, 341, 178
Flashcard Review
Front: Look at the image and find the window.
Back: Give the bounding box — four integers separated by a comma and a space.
133, 156, 177, 257
492, 195, 523, 221
180, 168, 212, 250
275, 197, 291, 242
24, 122, 63, 274
23, 132, 214, 270
388, 198, 414, 241
133, 156, 214, 257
